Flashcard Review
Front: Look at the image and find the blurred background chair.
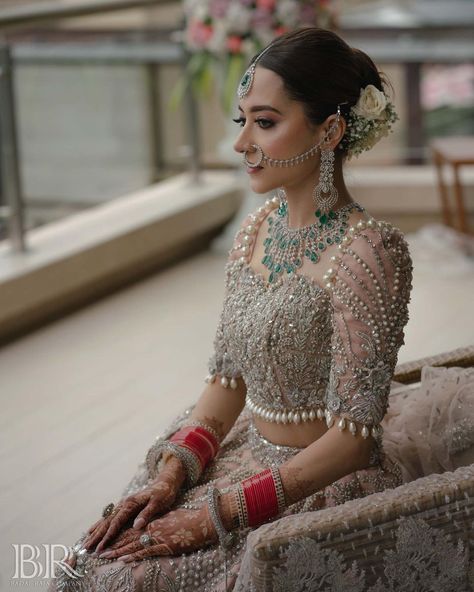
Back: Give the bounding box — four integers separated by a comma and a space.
432, 136, 474, 235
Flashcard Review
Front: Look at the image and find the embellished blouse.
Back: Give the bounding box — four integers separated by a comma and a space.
205, 197, 413, 445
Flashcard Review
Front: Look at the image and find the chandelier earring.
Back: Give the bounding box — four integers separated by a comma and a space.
313, 147, 338, 214
312, 105, 342, 214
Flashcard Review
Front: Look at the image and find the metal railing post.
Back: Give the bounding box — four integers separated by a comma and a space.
0, 43, 26, 252
182, 52, 201, 184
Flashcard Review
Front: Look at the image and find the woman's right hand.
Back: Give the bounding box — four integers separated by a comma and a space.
82, 454, 187, 554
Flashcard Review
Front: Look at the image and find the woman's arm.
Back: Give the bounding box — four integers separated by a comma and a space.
187, 376, 247, 442
278, 422, 372, 505
217, 423, 372, 529
161, 376, 247, 469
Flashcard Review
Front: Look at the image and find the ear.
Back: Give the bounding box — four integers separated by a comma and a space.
320, 113, 347, 151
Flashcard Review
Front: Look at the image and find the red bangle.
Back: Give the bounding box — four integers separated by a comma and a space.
241, 468, 280, 527
169, 425, 220, 472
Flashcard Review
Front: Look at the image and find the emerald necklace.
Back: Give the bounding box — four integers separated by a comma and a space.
262, 199, 365, 284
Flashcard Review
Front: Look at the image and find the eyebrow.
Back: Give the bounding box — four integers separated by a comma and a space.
238, 104, 283, 115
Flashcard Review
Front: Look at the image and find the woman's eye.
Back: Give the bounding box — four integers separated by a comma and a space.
232, 117, 274, 129
256, 118, 274, 129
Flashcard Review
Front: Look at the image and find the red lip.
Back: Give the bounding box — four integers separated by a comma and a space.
246, 166, 263, 174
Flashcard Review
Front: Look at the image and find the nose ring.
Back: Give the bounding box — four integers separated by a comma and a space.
243, 144, 264, 168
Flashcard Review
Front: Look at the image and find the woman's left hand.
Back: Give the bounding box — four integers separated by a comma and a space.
96, 505, 219, 562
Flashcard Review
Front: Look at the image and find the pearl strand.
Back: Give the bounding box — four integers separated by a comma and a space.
231, 196, 281, 263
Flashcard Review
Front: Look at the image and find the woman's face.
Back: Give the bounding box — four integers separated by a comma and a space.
233, 66, 324, 194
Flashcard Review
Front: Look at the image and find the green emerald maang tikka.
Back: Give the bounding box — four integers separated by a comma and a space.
237, 43, 275, 99
262, 199, 365, 284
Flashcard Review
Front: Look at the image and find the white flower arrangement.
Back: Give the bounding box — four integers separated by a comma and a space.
183, 0, 334, 57
170, 0, 336, 114
340, 84, 399, 159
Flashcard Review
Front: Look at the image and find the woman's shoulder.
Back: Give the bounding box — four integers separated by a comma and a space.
228, 197, 280, 262
324, 216, 413, 298
340, 215, 412, 268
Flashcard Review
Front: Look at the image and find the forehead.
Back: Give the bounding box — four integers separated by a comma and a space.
239, 66, 289, 110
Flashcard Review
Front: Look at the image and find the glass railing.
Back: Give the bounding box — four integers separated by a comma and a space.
0, 0, 201, 251
0, 0, 473, 251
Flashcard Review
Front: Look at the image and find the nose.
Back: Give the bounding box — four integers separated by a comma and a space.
233, 137, 245, 155
233, 125, 253, 155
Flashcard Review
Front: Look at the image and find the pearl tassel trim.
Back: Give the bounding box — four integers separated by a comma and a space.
205, 372, 239, 390
245, 395, 381, 439
246, 395, 323, 425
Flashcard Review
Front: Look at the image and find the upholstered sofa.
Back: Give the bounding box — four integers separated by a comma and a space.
234, 345, 474, 592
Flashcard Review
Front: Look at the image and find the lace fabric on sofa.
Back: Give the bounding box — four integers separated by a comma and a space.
233, 463, 474, 592
270, 516, 471, 592
383, 365, 474, 481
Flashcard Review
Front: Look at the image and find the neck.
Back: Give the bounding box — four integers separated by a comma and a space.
281, 155, 354, 229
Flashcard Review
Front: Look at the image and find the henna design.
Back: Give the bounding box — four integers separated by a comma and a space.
279, 465, 316, 505
100, 505, 218, 563
83, 472, 182, 553
200, 415, 226, 441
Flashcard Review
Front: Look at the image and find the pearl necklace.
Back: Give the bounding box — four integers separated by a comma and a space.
262, 198, 365, 284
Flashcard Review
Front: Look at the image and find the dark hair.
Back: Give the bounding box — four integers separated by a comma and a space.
255, 27, 391, 153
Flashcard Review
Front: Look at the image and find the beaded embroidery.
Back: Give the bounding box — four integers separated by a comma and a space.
262, 198, 365, 283
206, 197, 413, 443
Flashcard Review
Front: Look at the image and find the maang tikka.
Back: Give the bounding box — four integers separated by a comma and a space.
238, 43, 275, 99
313, 105, 341, 214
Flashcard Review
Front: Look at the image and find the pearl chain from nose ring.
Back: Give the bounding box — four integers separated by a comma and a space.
242, 107, 341, 169
244, 141, 322, 169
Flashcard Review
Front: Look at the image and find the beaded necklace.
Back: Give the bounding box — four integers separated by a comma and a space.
262, 199, 365, 283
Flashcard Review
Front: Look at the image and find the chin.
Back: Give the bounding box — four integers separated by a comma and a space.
247, 177, 280, 195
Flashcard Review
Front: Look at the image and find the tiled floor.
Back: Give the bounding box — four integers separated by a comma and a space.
1, 229, 473, 588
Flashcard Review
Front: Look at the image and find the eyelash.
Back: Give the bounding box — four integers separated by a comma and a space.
232, 117, 274, 129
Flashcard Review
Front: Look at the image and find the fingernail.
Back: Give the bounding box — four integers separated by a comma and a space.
133, 518, 145, 529
99, 551, 113, 558
121, 555, 131, 562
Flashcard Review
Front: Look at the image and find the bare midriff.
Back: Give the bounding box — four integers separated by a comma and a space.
252, 414, 328, 448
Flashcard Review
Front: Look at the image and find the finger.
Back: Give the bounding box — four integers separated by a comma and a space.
83, 521, 111, 551
87, 518, 104, 534
122, 544, 174, 563
95, 509, 132, 554
133, 498, 169, 530
132, 483, 174, 529
98, 540, 143, 560
83, 522, 105, 548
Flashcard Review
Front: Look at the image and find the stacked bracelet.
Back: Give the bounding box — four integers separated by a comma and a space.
146, 423, 221, 489
233, 466, 286, 528
157, 441, 202, 488
170, 425, 220, 473
206, 487, 234, 549
185, 420, 221, 444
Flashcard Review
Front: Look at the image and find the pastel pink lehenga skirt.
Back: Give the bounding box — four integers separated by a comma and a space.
48, 364, 474, 591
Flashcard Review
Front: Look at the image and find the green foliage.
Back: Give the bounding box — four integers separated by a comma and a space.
168, 51, 247, 116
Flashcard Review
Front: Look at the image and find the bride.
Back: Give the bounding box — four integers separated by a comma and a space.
49, 27, 413, 591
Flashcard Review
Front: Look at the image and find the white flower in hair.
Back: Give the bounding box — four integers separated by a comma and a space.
352, 84, 387, 120
339, 84, 398, 159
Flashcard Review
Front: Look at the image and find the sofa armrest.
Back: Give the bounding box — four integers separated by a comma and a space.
234, 464, 474, 592
393, 344, 474, 384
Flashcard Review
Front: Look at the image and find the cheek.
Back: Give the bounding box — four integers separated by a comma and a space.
262, 125, 313, 160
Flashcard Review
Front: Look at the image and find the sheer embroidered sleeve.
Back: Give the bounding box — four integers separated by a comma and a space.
205, 211, 258, 390
205, 269, 242, 389
323, 219, 413, 440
